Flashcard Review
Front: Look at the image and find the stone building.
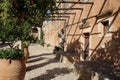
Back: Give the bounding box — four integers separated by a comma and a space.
43, 0, 120, 68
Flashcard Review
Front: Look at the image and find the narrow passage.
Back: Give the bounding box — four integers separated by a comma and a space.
25, 44, 78, 80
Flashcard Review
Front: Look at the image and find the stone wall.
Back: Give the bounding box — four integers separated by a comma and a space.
43, 0, 120, 66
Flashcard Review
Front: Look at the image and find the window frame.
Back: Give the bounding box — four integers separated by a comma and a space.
98, 18, 112, 38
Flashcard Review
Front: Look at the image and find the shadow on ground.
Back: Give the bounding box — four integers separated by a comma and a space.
27, 57, 46, 63
28, 53, 53, 59
30, 67, 73, 80
26, 59, 58, 71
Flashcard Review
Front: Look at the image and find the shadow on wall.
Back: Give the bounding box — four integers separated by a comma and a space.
30, 67, 73, 80
66, 39, 84, 62
92, 28, 120, 68
66, 39, 82, 53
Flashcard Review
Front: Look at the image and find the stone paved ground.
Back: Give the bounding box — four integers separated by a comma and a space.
25, 44, 79, 80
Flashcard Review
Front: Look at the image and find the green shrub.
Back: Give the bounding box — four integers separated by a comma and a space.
39, 28, 44, 46
22, 41, 30, 48
0, 48, 24, 59
46, 44, 51, 47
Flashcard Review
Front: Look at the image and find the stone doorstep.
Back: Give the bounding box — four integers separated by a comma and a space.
74, 61, 120, 80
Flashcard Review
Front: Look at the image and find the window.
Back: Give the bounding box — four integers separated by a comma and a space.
101, 21, 110, 33
98, 20, 112, 37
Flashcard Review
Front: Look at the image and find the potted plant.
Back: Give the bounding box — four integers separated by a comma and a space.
0, 48, 26, 80
53, 46, 63, 53
0, 1, 28, 80
53, 46, 63, 60
0, 0, 57, 80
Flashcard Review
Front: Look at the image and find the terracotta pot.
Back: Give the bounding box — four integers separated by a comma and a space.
0, 59, 26, 80
23, 47, 29, 62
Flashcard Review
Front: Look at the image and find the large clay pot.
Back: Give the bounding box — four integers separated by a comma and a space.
23, 47, 29, 62
0, 59, 26, 80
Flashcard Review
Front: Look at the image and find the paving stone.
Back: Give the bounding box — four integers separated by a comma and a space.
25, 44, 79, 80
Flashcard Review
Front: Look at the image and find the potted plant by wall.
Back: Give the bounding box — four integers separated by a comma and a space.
0, 48, 26, 80
53, 46, 63, 60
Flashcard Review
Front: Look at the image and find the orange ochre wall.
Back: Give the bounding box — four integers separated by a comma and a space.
43, 0, 120, 66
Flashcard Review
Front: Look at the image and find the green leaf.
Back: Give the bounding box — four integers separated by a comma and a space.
0, 48, 24, 59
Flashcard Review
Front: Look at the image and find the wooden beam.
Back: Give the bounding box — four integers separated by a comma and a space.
56, 1, 93, 4
49, 19, 66, 21
52, 13, 75, 15
51, 16, 70, 17
57, 8, 83, 10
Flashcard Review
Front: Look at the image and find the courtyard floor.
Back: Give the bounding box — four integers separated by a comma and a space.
25, 44, 79, 80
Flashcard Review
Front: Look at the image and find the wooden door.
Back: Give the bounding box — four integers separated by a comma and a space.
84, 33, 89, 60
